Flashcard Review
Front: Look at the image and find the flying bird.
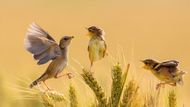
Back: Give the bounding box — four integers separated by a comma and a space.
24, 23, 74, 89
86, 26, 107, 70
142, 59, 186, 89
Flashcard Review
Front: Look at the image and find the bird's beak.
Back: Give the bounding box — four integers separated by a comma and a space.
140, 60, 149, 69
85, 27, 88, 30
142, 65, 149, 69
70, 36, 74, 39
140, 60, 144, 63
85, 27, 92, 37
140, 60, 146, 66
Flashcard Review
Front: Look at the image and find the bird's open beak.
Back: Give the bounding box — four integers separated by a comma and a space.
85, 27, 88, 30
70, 36, 74, 39
85, 27, 92, 37
140, 60, 144, 63
142, 65, 149, 69
140, 60, 149, 69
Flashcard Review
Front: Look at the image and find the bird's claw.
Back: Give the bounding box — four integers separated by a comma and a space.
156, 84, 161, 90
156, 83, 165, 90
67, 73, 74, 79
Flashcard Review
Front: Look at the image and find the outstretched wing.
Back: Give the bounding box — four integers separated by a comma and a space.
24, 23, 62, 65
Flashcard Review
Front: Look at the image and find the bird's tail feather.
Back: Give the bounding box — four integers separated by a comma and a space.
29, 80, 38, 88
29, 73, 47, 88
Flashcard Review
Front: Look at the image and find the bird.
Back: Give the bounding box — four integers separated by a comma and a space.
24, 23, 74, 89
141, 59, 186, 89
86, 26, 107, 70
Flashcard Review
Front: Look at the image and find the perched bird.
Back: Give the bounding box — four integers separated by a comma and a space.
86, 26, 107, 69
24, 23, 74, 89
142, 59, 186, 89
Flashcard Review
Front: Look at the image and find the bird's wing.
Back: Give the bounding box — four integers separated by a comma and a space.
154, 60, 179, 73
160, 60, 179, 67
102, 40, 107, 57
24, 23, 62, 65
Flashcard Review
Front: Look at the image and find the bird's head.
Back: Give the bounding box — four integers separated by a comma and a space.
86, 26, 104, 38
59, 36, 74, 48
141, 59, 159, 70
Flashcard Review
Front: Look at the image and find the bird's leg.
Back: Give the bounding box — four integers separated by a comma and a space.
55, 72, 74, 79
156, 82, 177, 90
105, 52, 108, 56
163, 82, 176, 87
43, 81, 51, 90
167, 83, 177, 87
90, 61, 93, 72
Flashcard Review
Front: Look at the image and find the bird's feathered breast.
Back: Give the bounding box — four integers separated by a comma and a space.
88, 37, 106, 61
45, 56, 68, 75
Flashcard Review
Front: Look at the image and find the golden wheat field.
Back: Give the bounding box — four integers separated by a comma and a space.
0, 0, 190, 107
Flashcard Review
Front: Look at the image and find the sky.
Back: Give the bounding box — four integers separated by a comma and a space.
0, 0, 190, 106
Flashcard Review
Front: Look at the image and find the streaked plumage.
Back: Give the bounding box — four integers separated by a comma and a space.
87, 26, 107, 69
24, 23, 74, 89
142, 59, 185, 89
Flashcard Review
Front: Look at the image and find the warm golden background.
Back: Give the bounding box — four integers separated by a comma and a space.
0, 0, 190, 106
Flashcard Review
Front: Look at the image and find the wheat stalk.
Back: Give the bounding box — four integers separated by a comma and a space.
110, 63, 123, 107
39, 91, 55, 107
143, 88, 160, 107
45, 90, 66, 102
109, 63, 130, 107
39, 90, 67, 107
81, 68, 107, 107
168, 90, 177, 107
69, 85, 78, 107
120, 80, 139, 107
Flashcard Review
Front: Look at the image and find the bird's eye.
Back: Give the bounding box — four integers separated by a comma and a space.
144, 62, 148, 65
64, 38, 68, 40
89, 29, 94, 32
178, 78, 181, 81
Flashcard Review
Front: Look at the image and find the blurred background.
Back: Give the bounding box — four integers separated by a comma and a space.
0, 0, 190, 106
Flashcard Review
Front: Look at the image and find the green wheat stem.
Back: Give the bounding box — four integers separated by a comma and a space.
69, 85, 78, 107
110, 63, 130, 107
120, 80, 139, 107
168, 90, 177, 107
119, 64, 130, 102
110, 63, 123, 107
81, 68, 107, 107
143, 89, 160, 107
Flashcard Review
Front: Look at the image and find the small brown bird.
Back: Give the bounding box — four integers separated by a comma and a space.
24, 23, 74, 89
86, 26, 107, 69
142, 59, 186, 89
